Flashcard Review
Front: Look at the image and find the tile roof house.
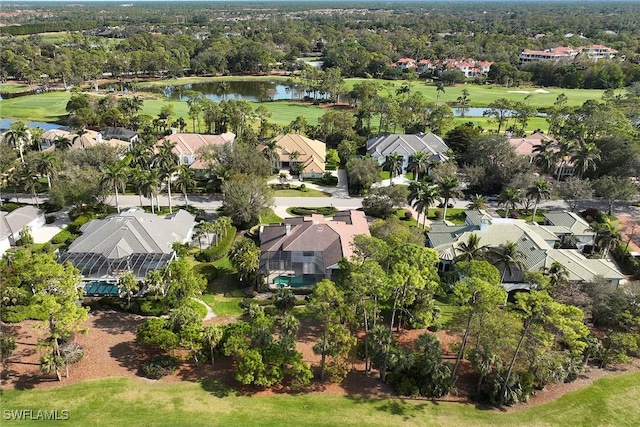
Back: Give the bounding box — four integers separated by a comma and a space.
159, 132, 236, 170
57, 208, 195, 293
43, 129, 131, 152
99, 127, 139, 144
366, 133, 450, 172
261, 134, 326, 178
427, 209, 624, 287
0, 206, 45, 258
259, 210, 370, 288
507, 132, 574, 180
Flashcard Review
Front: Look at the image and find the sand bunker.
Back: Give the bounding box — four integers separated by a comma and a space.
507, 89, 551, 94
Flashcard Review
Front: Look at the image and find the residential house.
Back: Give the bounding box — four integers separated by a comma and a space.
41, 128, 72, 150
366, 133, 450, 173
0, 205, 45, 257
98, 127, 139, 146
542, 211, 595, 251
392, 58, 417, 70
507, 132, 574, 179
578, 45, 618, 60
159, 131, 236, 170
259, 210, 370, 288
261, 134, 326, 178
57, 208, 195, 295
519, 46, 579, 64
427, 209, 624, 286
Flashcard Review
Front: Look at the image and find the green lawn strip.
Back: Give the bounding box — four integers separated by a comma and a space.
3, 372, 640, 426
394, 208, 420, 227
272, 188, 331, 197
0, 83, 32, 93
259, 208, 284, 224
428, 208, 466, 225
495, 208, 546, 223
434, 298, 461, 327
199, 293, 243, 317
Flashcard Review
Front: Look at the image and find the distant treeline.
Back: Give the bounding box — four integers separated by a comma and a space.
0, 21, 99, 37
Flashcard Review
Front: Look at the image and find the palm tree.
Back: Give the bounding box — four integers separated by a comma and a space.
571, 142, 601, 179
407, 152, 431, 181
466, 194, 487, 210
154, 139, 179, 213
542, 261, 569, 288
101, 162, 129, 213
30, 126, 45, 151
117, 272, 139, 309
262, 139, 280, 172
383, 152, 404, 184
36, 152, 58, 190
532, 139, 557, 174
140, 170, 161, 214
288, 150, 303, 177
555, 139, 575, 185
437, 175, 462, 221
23, 173, 40, 207
525, 179, 551, 222
409, 182, 440, 229
455, 233, 487, 262
435, 82, 445, 105
489, 241, 527, 283
4, 120, 30, 163
592, 218, 622, 257
498, 187, 521, 218
174, 164, 196, 208
145, 269, 166, 298
53, 135, 72, 151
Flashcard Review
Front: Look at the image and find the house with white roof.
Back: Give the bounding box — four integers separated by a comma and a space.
57, 208, 195, 295
366, 133, 450, 173
0, 206, 45, 257
427, 209, 624, 286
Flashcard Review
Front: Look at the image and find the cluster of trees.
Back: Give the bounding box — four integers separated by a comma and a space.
0, 248, 88, 381
3, 2, 640, 85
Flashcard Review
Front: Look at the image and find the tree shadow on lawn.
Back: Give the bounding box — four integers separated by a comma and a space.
109, 341, 147, 373
89, 310, 144, 336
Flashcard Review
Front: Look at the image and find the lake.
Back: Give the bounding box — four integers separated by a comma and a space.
144, 81, 315, 103
0, 118, 63, 131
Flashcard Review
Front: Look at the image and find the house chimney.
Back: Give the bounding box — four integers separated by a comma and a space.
285, 223, 291, 236
479, 219, 490, 232
171, 128, 177, 135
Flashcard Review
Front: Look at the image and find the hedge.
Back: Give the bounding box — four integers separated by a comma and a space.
1, 304, 49, 323
288, 206, 338, 217
195, 225, 236, 263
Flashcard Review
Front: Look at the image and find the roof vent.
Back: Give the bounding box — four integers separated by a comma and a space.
285, 223, 291, 236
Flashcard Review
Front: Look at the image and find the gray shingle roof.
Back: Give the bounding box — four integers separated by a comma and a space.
543, 211, 593, 236
67, 209, 194, 257
366, 133, 449, 159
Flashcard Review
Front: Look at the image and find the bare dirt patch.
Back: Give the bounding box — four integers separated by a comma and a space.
2, 311, 640, 412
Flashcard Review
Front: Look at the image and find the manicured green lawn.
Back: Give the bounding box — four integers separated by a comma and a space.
3, 372, 640, 426
273, 188, 330, 197
0, 83, 32, 93
435, 298, 462, 327
200, 293, 243, 317
0, 91, 70, 122
495, 208, 547, 223
428, 208, 466, 225
259, 209, 284, 224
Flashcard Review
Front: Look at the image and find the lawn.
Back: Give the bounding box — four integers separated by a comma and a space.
259, 208, 284, 224
0, 83, 33, 94
2, 372, 640, 426
495, 208, 547, 223
434, 297, 462, 327
428, 208, 466, 225
0, 91, 70, 122
273, 188, 330, 197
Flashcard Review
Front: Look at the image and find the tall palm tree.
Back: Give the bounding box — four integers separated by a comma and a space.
498, 187, 521, 218
288, 150, 303, 177
554, 139, 575, 184
262, 139, 280, 172
490, 241, 527, 283
435, 82, 445, 105
525, 179, 551, 222
30, 127, 45, 151
455, 233, 488, 262
437, 175, 462, 221
4, 120, 30, 163
154, 139, 179, 213
23, 173, 40, 207
36, 152, 58, 190
383, 152, 404, 184
592, 218, 622, 257
101, 162, 129, 213
570, 142, 601, 179
410, 182, 440, 229
140, 170, 161, 214
532, 139, 557, 175
408, 181, 426, 225
174, 164, 196, 207
466, 194, 487, 210
407, 152, 431, 181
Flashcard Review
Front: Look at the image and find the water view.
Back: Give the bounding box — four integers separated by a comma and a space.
153, 81, 310, 103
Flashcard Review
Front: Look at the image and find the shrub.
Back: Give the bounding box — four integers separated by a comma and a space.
509, 211, 520, 219
1, 304, 49, 323
139, 355, 180, 380
299, 183, 307, 192
434, 210, 442, 219
51, 230, 72, 245
0, 203, 21, 213
404, 210, 413, 219
289, 207, 337, 217
45, 215, 57, 224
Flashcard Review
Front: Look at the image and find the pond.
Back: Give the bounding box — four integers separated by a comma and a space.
145, 81, 316, 103
0, 118, 63, 131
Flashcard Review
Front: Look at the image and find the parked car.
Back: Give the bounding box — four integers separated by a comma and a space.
438, 202, 454, 209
